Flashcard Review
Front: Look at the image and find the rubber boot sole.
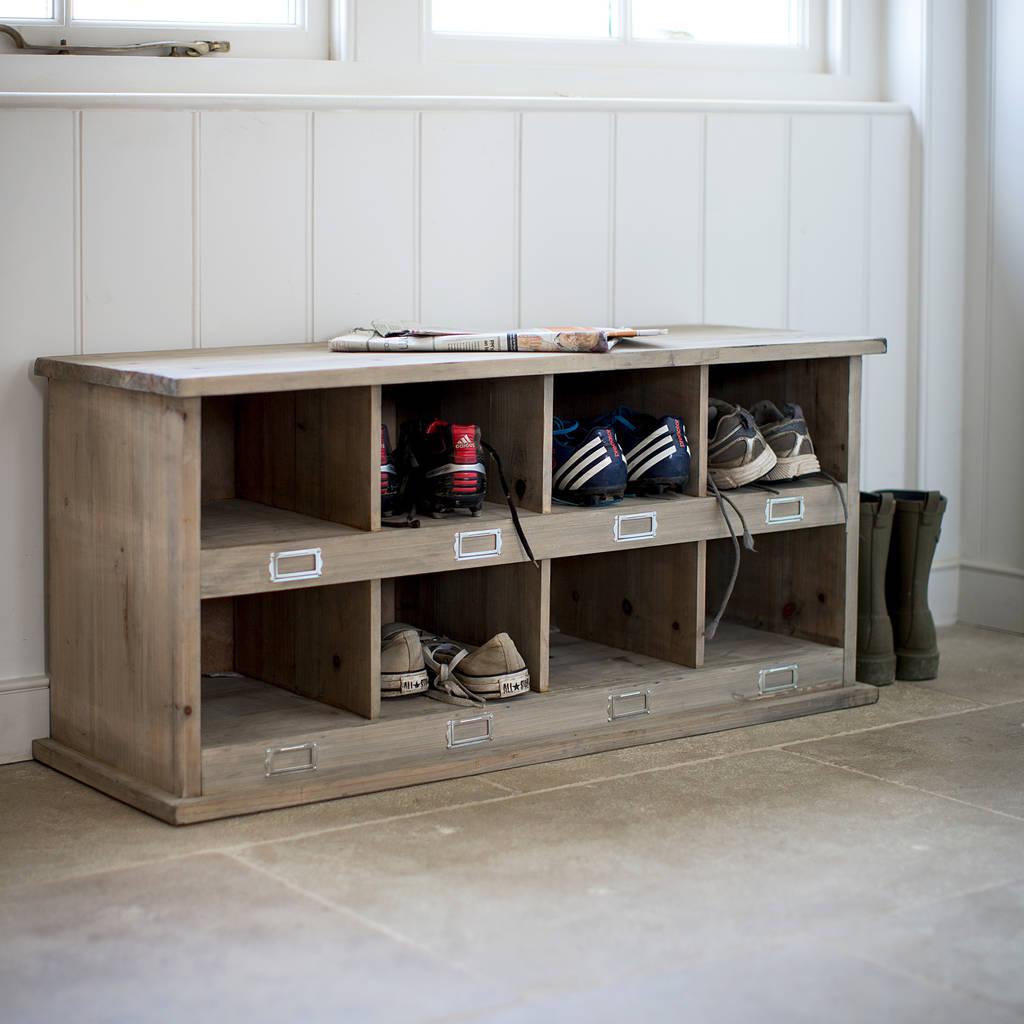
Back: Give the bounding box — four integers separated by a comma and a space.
857, 653, 897, 686
708, 446, 778, 490
896, 651, 940, 681
627, 476, 689, 497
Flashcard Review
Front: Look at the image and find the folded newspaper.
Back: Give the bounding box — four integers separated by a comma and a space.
328, 321, 667, 354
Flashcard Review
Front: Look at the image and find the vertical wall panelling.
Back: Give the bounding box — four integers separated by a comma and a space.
82, 110, 193, 353
200, 111, 308, 347
704, 114, 788, 328
788, 115, 869, 333
614, 113, 703, 325
864, 114, 911, 490
314, 110, 417, 340
0, 110, 75, 686
520, 113, 612, 324
420, 111, 517, 328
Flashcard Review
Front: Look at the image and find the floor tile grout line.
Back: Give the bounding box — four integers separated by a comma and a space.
782, 747, 1024, 823
813, 929, 1024, 1017
6, 696, 1020, 893
219, 849, 453, 967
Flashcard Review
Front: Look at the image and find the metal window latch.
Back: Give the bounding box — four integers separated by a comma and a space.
1, 24, 230, 56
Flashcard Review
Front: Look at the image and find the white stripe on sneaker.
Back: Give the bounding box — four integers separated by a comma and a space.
566, 455, 612, 490
624, 424, 669, 463
628, 439, 676, 480
553, 434, 603, 486
562, 448, 612, 490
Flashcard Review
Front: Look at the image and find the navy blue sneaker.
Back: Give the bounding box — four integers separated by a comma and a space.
594, 407, 691, 495
552, 418, 628, 506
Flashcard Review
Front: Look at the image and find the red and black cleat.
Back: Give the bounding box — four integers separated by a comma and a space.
400, 419, 487, 518
380, 424, 400, 518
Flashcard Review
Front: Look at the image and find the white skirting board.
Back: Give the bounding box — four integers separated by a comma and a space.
929, 561, 961, 629
0, 676, 50, 765
958, 562, 1024, 635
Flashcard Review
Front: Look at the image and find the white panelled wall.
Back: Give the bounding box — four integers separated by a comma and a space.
0, 101, 914, 762
962, 0, 1024, 634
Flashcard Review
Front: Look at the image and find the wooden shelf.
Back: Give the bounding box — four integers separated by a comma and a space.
201, 480, 846, 599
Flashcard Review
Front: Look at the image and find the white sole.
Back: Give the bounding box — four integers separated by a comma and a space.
381, 669, 429, 697
708, 446, 778, 490
457, 668, 531, 699
764, 453, 821, 481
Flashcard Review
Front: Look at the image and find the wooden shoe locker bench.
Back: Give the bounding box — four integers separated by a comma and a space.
33, 326, 885, 824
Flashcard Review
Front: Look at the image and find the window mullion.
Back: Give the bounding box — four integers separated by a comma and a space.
620, 0, 632, 44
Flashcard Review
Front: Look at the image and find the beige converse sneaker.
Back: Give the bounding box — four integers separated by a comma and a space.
422, 631, 530, 704
380, 623, 429, 697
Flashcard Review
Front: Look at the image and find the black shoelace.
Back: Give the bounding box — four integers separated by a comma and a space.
482, 440, 539, 567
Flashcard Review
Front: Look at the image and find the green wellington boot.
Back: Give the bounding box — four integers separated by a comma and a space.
881, 490, 947, 681
857, 492, 896, 685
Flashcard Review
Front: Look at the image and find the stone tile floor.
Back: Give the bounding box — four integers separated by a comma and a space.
1, 623, 1021, 1023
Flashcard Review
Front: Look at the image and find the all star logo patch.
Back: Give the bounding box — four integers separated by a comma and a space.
500, 677, 530, 697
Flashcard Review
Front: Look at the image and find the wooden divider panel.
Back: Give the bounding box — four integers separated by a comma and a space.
391, 561, 551, 692
233, 580, 381, 719
553, 366, 707, 496
550, 543, 703, 669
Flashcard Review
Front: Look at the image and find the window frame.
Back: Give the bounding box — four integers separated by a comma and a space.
422, 0, 828, 75
0, 0, 332, 59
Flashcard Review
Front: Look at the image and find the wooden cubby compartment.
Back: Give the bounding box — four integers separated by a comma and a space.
708, 356, 851, 482
382, 374, 552, 515
386, 560, 549, 692
202, 386, 380, 530
550, 544, 704, 680
553, 365, 709, 498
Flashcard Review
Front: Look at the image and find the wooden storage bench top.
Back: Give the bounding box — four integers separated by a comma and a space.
34, 325, 886, 397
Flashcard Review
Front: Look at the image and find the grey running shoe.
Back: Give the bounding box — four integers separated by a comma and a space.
707, 398, 777, 489
750, 401, 821, 481
380, 622, 429, 697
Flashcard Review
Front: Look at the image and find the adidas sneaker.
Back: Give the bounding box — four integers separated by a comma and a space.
552, 418, 628, 506
399, 419, 487, 518
380, 425, 400, 518
593, 407, 691, 495
707, 398, 777, 489
749, 401, 821, 481
380, 622, 429, 697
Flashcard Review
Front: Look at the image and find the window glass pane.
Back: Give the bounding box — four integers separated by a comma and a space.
0, 0, 54, 18
431, 0, 614, 39
71, 0, 301, 27
631, 0, 802, 45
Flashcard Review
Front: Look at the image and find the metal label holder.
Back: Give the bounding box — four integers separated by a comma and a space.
447, 714, 495, 749
613, 511, 658, 542
764, 495, 805, 525
268, 547, 323, 583
454, 528, 502, 562
607, 689, 652, 721
264, 741, 319, 778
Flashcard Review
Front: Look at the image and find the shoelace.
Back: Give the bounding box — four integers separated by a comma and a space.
422, 640, 487, 706
482, 440, 539, 567
706, 477, 755, 642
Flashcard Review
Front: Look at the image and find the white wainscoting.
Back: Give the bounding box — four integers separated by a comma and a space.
962, 0, 1024, 633
0, 100, 914, 761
